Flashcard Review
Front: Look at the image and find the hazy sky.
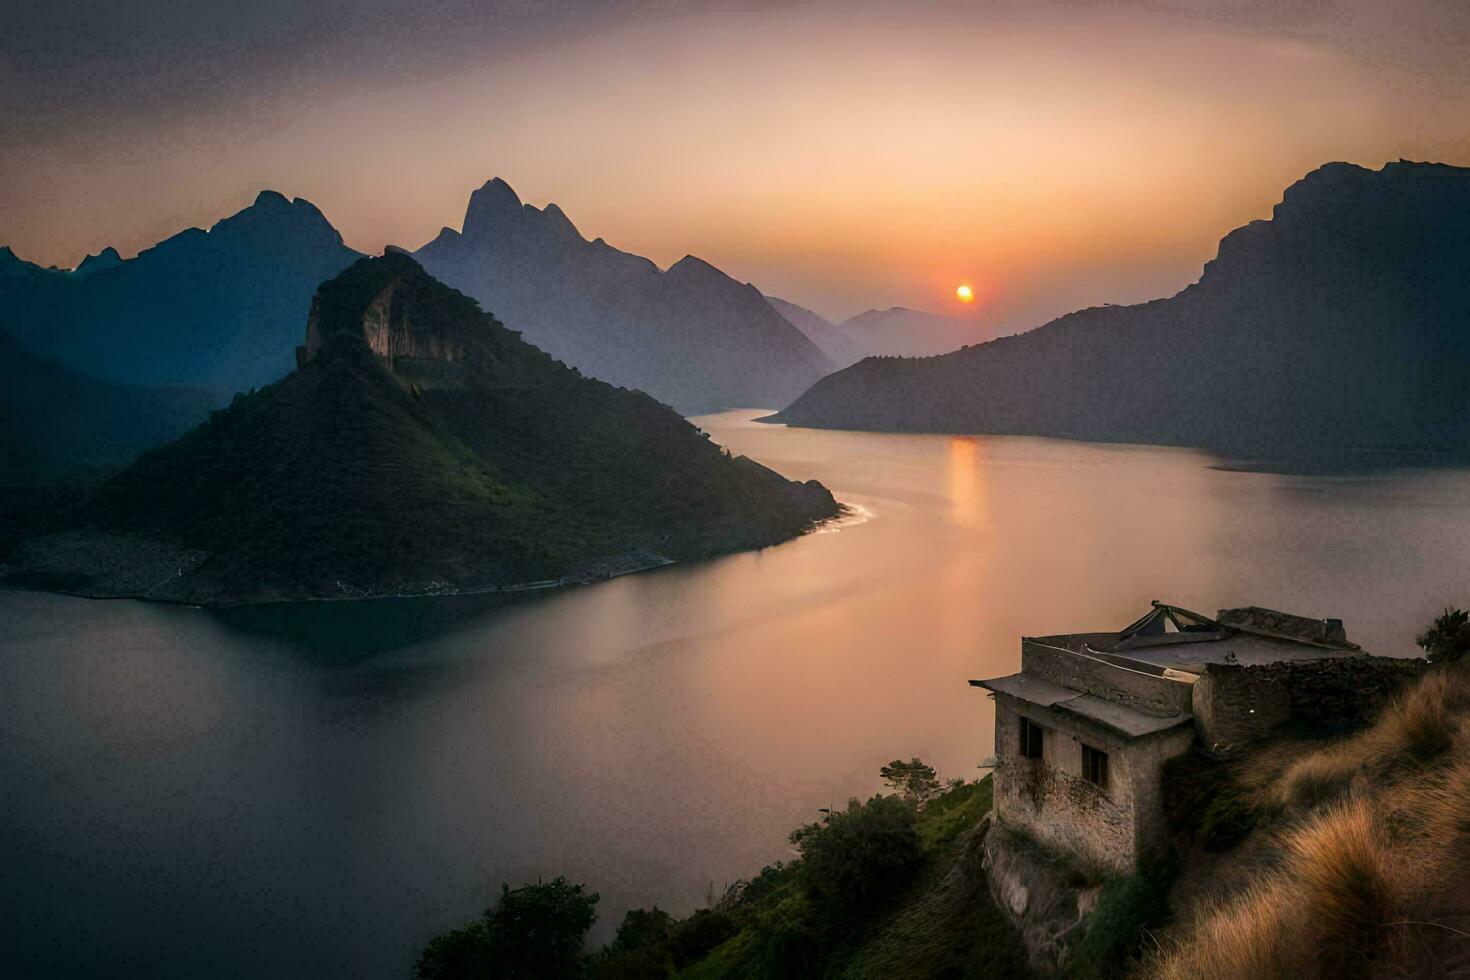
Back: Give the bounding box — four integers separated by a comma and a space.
4, 0, 1469, 325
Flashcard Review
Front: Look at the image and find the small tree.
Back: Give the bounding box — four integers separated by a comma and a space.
879, 757, 941, 805
790, 794, 922, 920
1418, 608, 1470, 664
417, 876, 599, 979
610, 907, 674, 954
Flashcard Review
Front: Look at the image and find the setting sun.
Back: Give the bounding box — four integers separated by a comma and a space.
955, 283, 975, 303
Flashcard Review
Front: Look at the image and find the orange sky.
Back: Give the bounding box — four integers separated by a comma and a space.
4, 1, 1469, 327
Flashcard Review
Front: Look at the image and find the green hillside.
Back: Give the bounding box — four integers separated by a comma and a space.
3, 253, 837, 604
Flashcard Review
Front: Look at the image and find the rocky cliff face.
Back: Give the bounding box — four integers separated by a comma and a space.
770, 160, 1470, 456
304, 273, 466, 367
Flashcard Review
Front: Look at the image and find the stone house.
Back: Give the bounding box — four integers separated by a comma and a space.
972, 601, 1424, 875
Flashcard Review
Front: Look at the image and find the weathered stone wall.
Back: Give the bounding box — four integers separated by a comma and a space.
992, 693, 1188, 875
1194, 654, 1427, 754
1022, 640, 1193, 717
1124, 725, 1196, 855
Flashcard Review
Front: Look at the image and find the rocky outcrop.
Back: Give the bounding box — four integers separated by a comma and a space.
983, 824, 1103, 977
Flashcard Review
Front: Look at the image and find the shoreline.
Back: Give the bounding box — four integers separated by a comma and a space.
0, 505, 854, 610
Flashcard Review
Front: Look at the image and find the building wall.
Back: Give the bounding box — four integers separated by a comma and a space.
1022, 640, 1193, 717
1193, 655, 1427, 754
991, 692, 1190, 875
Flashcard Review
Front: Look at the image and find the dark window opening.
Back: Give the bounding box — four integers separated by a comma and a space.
1082, 744, 1109, 788
1019, 716, 1045, 760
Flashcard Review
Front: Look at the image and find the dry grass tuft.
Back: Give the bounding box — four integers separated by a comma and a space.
1279, 749, 1358, 811
1377, 669, 1470, 762
1286, 799, 1403, 952
1149, 665, 1470, 979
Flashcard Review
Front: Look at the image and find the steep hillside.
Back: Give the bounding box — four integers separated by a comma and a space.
1149, 654, 1470, 978
771, 161, 1470, 455
0, 329, 214, 473
2, 253, 838, 604
413, 178, 834, 413
0, 191, 360, 394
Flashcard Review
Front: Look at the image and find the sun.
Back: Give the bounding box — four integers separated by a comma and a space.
955, 283, 975, 303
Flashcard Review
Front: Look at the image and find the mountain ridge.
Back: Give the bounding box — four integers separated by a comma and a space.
0, 190, 362, 395
768, 160, 1470, 455
412, 177, 834, 413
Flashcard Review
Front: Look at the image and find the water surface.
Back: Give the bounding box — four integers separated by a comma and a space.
5, 411, 1470, 977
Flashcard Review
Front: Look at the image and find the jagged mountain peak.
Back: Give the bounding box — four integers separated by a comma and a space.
535, 202, 583, 243
463, 177, 525, 239
204, 190, 347, 250
74, 247, 122, 277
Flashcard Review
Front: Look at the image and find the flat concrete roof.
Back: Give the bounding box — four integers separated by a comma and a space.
972, 673, 1193, 739
1087, 634, 1364, 674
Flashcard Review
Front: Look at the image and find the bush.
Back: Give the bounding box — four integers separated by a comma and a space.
790, 794, 922, 921
667, 909, 738, 966
610, 908, 674, 954
1417, 608, 1470, 664
416, 877, 599, 979
1071, 851, 1178, 979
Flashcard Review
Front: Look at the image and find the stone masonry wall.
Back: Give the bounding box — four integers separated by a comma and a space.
992, 693, 1190, 875
1194, 654, 1427, 755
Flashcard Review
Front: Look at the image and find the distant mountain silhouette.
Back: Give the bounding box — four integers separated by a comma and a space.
769, 161, 1470, 455
765, 295, 865, 367
0, 329, 214, 473
5, 254, 837, 603
838, 307, 991, 358
412, 178, 835, 413
0, 191, 361, 395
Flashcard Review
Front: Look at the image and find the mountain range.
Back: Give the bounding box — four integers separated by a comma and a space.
768, 161, 1470, 456
765, 299, 991, 367
1, 178, 844, 427
0, 191, 360, 395
411, 178, 835, 413
2, 253, 838, 604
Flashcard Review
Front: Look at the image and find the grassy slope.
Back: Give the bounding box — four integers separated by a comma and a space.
1147, 663, 1470, 978
675, 777, 1031, 980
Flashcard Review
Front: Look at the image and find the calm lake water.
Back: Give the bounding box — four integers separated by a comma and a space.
5, 411, 1470, 977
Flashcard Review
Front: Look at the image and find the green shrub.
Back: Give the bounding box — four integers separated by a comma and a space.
416, 877, 598, 979
1417, 608, 1470, 664
790, 794, 923, 922
1070, 852, 1179, 979
668, 909, 739, 967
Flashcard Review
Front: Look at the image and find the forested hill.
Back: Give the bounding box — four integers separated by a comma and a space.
769, 161, 1470, 456
3, 253, 838, 604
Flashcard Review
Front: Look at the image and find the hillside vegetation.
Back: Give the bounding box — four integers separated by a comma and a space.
1148, 615, 1470, 978
418, 764, 1030, 980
